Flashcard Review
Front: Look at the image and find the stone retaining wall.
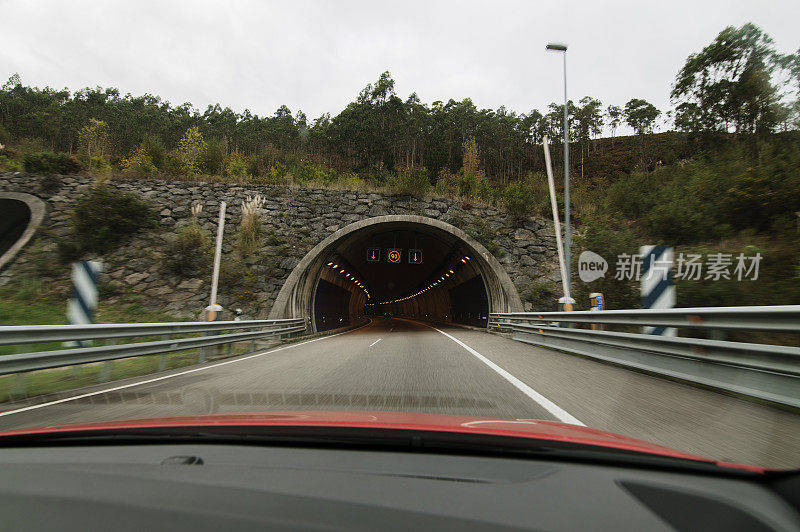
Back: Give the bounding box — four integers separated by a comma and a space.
0, 172, 561, 317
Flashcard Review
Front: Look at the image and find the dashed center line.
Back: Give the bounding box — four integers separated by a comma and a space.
369, 338, 382, 347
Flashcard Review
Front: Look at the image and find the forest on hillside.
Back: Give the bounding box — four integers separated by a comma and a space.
1, 22, 799, 309
1, 23, 796, 186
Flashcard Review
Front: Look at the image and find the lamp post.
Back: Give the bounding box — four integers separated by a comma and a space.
546, 42, 570, 296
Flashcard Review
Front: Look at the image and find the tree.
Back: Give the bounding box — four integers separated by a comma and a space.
671, 23, 784, 136
606, 105, 622, 143
459, 136, 484, 197
623, 98, 660, 136
78, 118, 110, 162
177, 125, 205, 175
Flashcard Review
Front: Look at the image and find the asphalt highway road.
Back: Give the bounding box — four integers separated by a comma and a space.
1, 318, 798, 468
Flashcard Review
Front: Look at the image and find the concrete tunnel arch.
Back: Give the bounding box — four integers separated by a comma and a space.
269, 215, 523, 330
0, 192, 47, 273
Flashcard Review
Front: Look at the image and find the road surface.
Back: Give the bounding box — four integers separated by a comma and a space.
1, 318, 798, 468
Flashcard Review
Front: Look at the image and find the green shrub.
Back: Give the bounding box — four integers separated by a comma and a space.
165, 222, 212, 277
466, 218, 503, 257
0, 124, 10, 145
502, 181, 534, 219
97, 279, 121, 299
22, 151, 83, 175
200, 138, 227, 175
71, 186, 157, 254
394, 166, 430, 196
88, 156, 113, 181
0, 146, 22, 159
519, 280, 559, 311
572, 214, 644, 310
603, 170, 658, 219
433, 178, 449, 196
457, 170, 477, 198
14, 137, 48, 153
56, 237, 83, 263
476, 175, 494, 204
0, 155, 23, 172
224, 152, 249, 180
120, 146, 157, 176
142, 134, 166, 170
219, 258, 256, 292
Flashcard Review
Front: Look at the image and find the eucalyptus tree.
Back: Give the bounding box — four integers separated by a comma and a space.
606, 105, 622, 144
623, 98, 660, 136
671, 23, 785, 137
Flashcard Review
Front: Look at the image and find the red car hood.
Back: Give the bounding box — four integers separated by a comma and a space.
0, 410, 764, 472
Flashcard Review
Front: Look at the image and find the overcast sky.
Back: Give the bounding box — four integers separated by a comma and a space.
1, 0, 798, 134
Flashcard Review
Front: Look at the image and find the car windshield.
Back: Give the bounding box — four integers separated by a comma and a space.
0, 1, 798, 472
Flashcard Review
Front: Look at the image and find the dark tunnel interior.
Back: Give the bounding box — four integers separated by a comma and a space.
312, 223, 490, 331
0, 199, 31, 258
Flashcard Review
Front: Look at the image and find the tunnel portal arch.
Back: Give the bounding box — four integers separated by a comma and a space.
0, 192, 46, 273
269, 215, 523, 329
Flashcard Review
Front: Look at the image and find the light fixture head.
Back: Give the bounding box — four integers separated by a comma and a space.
546, 42, 567, 51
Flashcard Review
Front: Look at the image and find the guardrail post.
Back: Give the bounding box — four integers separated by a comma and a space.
158, 335, 169, 371
10, 373, 28, 400
98, 338, 115, 383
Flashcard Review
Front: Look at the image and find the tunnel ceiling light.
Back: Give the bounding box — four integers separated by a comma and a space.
332, 264, 338, 268
327, 262, 333, 266
449, 269, 454, 274
461, 258, 467, 263
465, 256, 471, 261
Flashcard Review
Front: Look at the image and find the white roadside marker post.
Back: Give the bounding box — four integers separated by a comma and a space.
543, 137, 574, 314
62, 261, 104, 384
203, 201, 226, 362
640, 245, 676, 336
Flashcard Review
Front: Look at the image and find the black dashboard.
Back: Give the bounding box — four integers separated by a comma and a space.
0, 443, 798, 531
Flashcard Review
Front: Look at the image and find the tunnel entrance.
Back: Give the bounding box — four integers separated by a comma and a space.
271, 215, 523, 331
0, 193, 46, 273
0, 199, 31, 258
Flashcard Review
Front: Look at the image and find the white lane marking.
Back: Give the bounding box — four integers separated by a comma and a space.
369, 338, 382, 347
0, 322, 372, 418
424, 323, 585, 426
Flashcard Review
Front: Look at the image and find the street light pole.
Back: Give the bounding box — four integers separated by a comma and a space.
546, 42, 570, 296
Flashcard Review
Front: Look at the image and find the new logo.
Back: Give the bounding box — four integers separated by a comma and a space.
578, 250, 607, 283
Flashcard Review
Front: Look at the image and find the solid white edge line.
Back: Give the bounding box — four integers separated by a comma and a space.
0, 321, 372, 418
424, 323, 585, 426
369, 338, 382, 347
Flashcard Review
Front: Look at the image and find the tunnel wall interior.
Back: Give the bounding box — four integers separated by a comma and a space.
449, 275, 489, 327
313, 279, 352, 332
272, 216, 523, 330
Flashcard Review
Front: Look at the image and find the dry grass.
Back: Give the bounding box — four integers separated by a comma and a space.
237, 195, 265, 255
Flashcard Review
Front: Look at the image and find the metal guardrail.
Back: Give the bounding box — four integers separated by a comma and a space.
489, 306, 800, 409
0, 318, 309, 376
